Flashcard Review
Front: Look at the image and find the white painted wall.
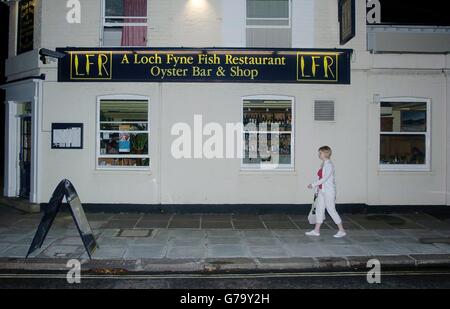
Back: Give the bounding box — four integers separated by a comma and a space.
34, 78, 368, 205
149, 0, 222, 47
40, 0, 101, 49
38, 82, 162, 204
158, 78, 368, 205
221, 0, 246, 47
367, 55, 448, 205
3, 0, 449, 206
292, 0, 314, 48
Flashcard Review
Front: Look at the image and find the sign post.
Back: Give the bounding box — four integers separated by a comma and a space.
26, 179, 98, 259
338, 0, 356, 45
17, 0, 35, 54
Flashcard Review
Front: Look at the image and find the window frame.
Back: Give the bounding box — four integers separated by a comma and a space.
100, 0, 149, 47
246, 0, 292, 29
96, 95, 151, 171
241, 95, 295, 172
378, 97, 431, 172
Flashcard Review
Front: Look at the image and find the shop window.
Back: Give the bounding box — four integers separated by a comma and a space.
102, 0, 148, 47
97, 98, 150, 169
242, 97, 294, 170
379, 99, 430, 171
246, 0, 292, 48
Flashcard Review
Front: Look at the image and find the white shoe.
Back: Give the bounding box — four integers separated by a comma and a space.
305, 230, 320, 237
333, 231, 347, 238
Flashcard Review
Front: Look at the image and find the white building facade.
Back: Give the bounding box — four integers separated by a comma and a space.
2, 0, 450, 209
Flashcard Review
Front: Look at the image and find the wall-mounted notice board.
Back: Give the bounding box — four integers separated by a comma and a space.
51, 123, 83, 149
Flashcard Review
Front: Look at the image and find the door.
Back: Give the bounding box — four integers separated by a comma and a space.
19, 116, 31, 199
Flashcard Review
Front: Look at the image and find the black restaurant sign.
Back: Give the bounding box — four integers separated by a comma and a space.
338, 0, 356, 45
57, 48, 352, 84
17, 0, 35, 54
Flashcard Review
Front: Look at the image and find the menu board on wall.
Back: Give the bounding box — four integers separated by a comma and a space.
51, 123, 84, 149
17, 0, 35, 54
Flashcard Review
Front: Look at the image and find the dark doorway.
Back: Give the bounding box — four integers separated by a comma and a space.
0, 2, 9, 195
19, 116, 32, 199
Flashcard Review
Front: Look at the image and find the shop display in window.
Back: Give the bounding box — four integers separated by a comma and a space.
242, 99, 293, 168
98, 99, 150, 169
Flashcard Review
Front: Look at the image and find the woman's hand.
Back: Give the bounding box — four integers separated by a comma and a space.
307, 184, 313, 189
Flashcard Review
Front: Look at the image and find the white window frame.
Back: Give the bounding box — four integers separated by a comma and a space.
100, 0, 149, 47
96, 95, 151, 171
246, 0, 292, 29
241, 95, 295, 171
378, 97, 431, 172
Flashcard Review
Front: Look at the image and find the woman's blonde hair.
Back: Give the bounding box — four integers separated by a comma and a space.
319, 146, 332, 158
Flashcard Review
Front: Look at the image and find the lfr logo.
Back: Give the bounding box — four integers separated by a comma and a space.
296, 52, 338, 82
66, 0, 81, 24
67, 259, 81, 284
367, 259, 381, 284
70, 52, 113, 80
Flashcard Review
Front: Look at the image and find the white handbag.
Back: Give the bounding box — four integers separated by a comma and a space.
308, 193, 318, 225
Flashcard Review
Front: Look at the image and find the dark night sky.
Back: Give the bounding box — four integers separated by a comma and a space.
376, 0, 450, 26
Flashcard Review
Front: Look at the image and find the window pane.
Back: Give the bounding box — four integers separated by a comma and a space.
98, 158, 150, 168
103, 26, 147, 47
100, 100, 148, 122
247, 0, 289, 19
246, 28, 292, 48
243, 100, 292, 132
105, 0, 147, 17
100, 133, 148, 155
105, 0, 123, 16
380, 102, 427, 132
243, 133, 291, 165
380, 134, 426, 165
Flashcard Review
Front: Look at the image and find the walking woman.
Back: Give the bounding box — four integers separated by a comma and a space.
306, 146, 346, 238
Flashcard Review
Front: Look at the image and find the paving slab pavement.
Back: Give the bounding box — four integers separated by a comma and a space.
0, 205, 449, 273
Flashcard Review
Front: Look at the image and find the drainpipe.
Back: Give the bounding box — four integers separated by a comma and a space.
445, 56, 449, 206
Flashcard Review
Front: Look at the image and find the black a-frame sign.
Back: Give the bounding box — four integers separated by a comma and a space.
26, 179, 98, 259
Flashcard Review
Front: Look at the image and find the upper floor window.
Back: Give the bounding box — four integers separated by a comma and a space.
102, 0, 148, 47
246, 0, 292, 48
379, 98, 431, 171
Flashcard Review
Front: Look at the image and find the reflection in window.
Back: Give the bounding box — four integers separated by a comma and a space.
98, 99, 150, 169
380, 101, 429, 167
103, 0, 148, 47
242, 99, 293, 169
380, 135, 426, 165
